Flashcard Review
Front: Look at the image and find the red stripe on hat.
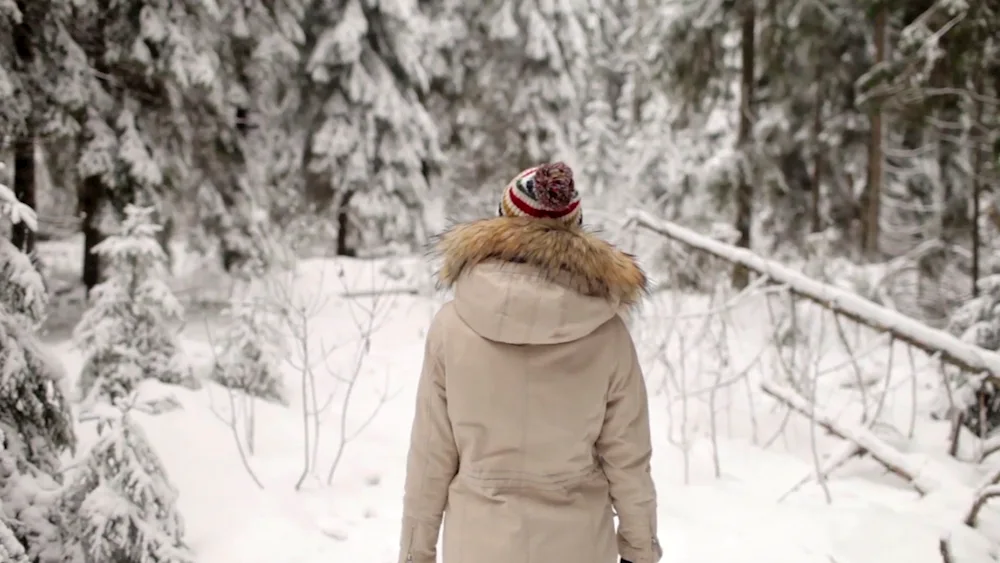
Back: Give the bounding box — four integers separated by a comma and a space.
509, 188, 580, 219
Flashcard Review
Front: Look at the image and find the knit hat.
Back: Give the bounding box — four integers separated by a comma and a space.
498, 162, 582, 225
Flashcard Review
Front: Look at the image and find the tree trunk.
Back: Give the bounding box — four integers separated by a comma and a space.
810, 89, 823, 233
861, 4, 887, 259
335, 188, 358, 257
11, 0, 35, 255
732, 0, 756, 289
10, 136, 36, 255
971, 77, 985, 298
157, 214, 175, 273
79, 175, 106, 296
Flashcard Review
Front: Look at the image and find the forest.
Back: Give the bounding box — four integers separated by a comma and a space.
2, 0, 1000, 561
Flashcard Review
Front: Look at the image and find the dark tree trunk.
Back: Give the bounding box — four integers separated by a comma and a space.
11, 0, 36, 254
861, 4, 887, 259
11, 136, 36, 255
971, 74, 985, 297
79, 176, 107, 296
335, 189, 358, 257
810, 93, 823, 233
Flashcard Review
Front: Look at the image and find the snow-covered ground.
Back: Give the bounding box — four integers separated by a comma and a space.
37, 240, 1000, 563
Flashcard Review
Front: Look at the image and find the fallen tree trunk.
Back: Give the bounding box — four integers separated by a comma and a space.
762, 378, 958, 495
626, 210, 1000, 379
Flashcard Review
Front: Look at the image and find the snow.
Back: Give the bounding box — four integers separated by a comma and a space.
39, 244, 1000, 563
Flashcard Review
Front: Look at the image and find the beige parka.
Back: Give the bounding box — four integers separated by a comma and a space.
399, 216, 661, 563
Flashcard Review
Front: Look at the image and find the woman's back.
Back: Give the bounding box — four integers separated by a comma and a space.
398, 163, 661, 563
436, 270, 630, 563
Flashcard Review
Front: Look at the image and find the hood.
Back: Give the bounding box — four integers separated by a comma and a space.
434, 217, 648, 345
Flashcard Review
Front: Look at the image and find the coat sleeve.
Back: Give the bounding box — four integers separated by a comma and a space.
398, 316, 459, 563
597, 320, 662, 563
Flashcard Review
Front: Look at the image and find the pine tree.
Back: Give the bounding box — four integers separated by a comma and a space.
179, 0, 287, 274
576, 0, 685, 222
59, 408, 193, 563
255, 0, 442, 253
425, 0, 592, 218
0, 169, 68, 443
0, 162, 76, 563
74, 204, 191, 403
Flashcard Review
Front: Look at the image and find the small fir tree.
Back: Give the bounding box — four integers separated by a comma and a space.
0, 163, 76, 562
59, 408, 193, 563
212, 295, 287, 405
74, 205, 190, 402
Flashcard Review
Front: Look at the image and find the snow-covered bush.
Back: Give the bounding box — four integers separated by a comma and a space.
944, 274, 1000, 437
0, 163, 76, 561
211, 295, 287, 405
74, 204, 193, 402
949, 274, 1000, 351
59, 408, 194, 563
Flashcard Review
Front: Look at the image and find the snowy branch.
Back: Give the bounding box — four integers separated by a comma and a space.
626, 210, 1000, 379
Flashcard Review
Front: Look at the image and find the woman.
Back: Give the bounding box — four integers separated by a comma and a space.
399, 162, 661, 563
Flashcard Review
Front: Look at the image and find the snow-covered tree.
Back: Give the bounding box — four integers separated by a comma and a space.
0, 163, 76, 563
424, 0, 592, 218
59, 408, 193, 563
74, 204, 190, 403
239, 0, 441, 254
173, 0, 294, 274
574, 0, 694, 223
212, 295, 287, 405
46, 0, 223, 291
0, 163, 75, 470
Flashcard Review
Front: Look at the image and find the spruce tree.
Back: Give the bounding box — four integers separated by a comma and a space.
74, 204, 191, 403
0, 162, 76, 563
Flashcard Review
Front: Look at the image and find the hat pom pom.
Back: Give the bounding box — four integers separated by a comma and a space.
533, 162, 576, 208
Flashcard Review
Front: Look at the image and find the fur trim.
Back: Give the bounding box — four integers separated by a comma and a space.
434, 217, 648, 308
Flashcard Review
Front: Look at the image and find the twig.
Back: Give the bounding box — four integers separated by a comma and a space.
200, 312, 265, 490
831, 313, 870, 421
939, 537, 954, 563
807, 309, 832, 503
963, 484, 1000, 527
322, 265, 395, 485
777, 441, 863, 502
